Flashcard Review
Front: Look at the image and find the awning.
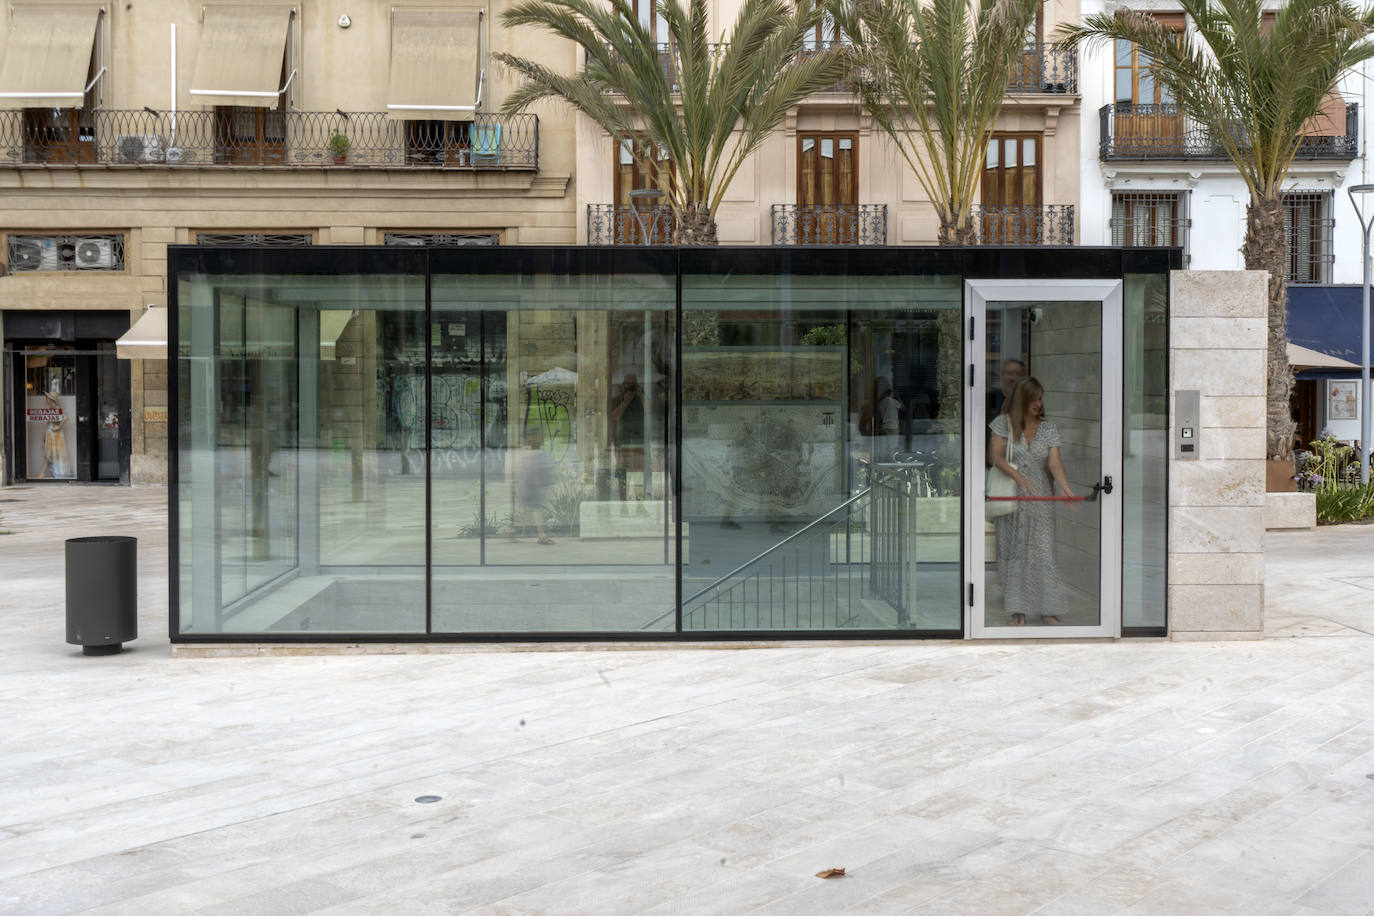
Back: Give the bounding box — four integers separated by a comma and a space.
386, 10, 482, 120
116, 307, 167, 360
0, 6, 102, 108
1289, 342, 1358, 370
1288, 285, 1372, 377
191, 6, 293, 108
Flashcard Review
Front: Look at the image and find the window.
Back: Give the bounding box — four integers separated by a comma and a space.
1111, 192, 1189, 259
405, 120, 469, 165
614, 136, 674, 244
5, 233, 125, 271
1114, 14, 1183, 106
1283, 192, 1333, 284
384, 233, 499, 247
196, 233, 313, 247
795, 132, 859, 243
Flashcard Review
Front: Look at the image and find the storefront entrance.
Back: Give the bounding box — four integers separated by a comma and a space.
2, 311, 131, 484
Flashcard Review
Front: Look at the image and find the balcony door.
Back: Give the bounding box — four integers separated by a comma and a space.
1113, 14, 1184, 154
614, 136, 674, 243
797, 132, 858, 243
981, 133, 1040, 243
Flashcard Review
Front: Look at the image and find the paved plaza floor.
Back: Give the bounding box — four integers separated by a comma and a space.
1, 486, 1373, 914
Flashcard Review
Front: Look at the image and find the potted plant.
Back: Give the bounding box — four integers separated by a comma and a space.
327, 131, 349, 165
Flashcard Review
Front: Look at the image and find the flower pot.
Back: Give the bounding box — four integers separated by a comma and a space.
1266, 456, 1297, 492
331, 154, 346, 166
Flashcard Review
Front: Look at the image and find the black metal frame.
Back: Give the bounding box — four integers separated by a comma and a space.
167, 245, 1178, 643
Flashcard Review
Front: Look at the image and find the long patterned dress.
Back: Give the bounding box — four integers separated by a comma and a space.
989, 413, 1065, 623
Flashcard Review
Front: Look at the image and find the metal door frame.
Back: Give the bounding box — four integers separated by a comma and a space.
964, 279, 1124, 639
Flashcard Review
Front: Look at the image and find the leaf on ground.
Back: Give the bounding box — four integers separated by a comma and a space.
815, 867, 846, 879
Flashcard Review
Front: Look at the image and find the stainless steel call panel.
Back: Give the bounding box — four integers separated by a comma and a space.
1175, 389, 1199, 460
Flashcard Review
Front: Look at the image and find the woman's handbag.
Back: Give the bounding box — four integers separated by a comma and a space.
985, 435, 1018, 519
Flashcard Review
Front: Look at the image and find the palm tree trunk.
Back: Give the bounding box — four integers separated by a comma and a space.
677, 202, 720, 344
933, 216, 973, 431
1240, 195, 1296, 460
676, 203, 718, 246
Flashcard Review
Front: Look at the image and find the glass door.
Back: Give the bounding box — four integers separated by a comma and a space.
965, 280, 1122, 638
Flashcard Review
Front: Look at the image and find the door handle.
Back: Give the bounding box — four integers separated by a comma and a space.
1087, 476, 1114, 501
1102, 475, 1113, 495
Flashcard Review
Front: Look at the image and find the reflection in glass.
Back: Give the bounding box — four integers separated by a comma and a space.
1123, 274, 1168, 628
679, 273, 962, 632
429, 272, 677, 632
982, 302, 1102, 627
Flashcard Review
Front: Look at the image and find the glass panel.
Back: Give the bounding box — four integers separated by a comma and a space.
1115, 68, 1133, 103
429, 269, 677, 632
1123, 275, 1168, 629
984, 302, 1102, 628
95, 346, 122, 480
680, 269, 962, 632
177, 273, 423, 635
24, 355, 77, 479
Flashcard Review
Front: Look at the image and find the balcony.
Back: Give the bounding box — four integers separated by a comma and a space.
1100, 103, 1358, 160
771, 204, 887, 245
970, 205, 1075, 245
0, 110, 539, 169
1008, 44, 1077, 94
587, 204, 676, 245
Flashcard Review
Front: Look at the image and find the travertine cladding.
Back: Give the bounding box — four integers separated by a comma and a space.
1265, 491, 1318, 530
1168, 270, 1268, 640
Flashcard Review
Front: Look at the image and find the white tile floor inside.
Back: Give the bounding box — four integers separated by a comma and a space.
1, 486, 1373, 915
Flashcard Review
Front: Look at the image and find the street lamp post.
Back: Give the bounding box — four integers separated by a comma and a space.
1347, 185, 1374, 485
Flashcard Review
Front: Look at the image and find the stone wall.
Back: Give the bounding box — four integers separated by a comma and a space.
1168, 271, 1268, 640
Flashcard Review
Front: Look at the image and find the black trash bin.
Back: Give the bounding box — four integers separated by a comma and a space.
66, 536, 137, 656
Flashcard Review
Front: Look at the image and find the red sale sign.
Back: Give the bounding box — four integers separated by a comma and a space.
26, 407, 64, 422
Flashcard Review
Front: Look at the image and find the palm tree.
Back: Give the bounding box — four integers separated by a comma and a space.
497, 0, 852, 244
829, 0, 1046, 245
1057, 0, 1374, 460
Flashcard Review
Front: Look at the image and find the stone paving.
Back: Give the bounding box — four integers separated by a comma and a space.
1, 486, 1373, 915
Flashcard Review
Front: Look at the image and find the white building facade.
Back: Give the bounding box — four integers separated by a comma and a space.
1076, 0, 1372, 449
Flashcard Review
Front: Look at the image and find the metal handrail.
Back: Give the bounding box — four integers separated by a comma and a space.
1099, 102, 1358, 161
679, 487, 871, 609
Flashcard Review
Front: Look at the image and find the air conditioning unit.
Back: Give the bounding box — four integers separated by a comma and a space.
74, 237, 117, 269
8, 237, 58, 271
115, 134, 165, 163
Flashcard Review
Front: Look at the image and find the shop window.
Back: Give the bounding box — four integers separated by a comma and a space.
5, 233, 125, 271
1283, 192, 1334, 284
1111, 192, 1189, 260
196, 233, 313, 247
383, 233, 499, 246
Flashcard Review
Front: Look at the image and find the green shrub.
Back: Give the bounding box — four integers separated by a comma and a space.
1316, 482, 1374, 524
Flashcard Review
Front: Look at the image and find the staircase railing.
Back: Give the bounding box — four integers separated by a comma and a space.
675, 489, 874, 630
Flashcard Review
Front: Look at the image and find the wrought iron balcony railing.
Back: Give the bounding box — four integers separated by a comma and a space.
1008, 44, 1077, 94
971, 205, 1075, 245
587, 203, 677, 244
590, 42, 857, 93
1100, 103, 1358, 160
772, 204, 887, 245
0, 110, 538, 169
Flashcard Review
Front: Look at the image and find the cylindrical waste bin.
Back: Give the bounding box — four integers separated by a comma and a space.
66, 536, 137, 656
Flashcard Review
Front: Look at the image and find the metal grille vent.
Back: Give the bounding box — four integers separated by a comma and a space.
5, 234, 125, 271
196, 233, 314, 247
383, 233, 500, 247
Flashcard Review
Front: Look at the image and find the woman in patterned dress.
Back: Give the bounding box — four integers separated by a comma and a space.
987, 378, 1076, 626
